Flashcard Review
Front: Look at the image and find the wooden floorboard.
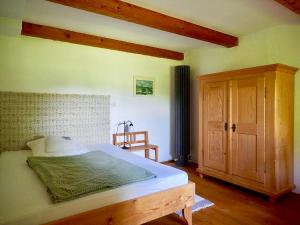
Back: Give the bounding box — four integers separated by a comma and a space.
145, 164, 300, 225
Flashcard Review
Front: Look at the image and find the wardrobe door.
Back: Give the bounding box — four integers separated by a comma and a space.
203, 81, 228, 173
230, 76, 265, 183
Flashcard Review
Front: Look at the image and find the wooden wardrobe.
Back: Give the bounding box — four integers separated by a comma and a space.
197, 64, 298, 202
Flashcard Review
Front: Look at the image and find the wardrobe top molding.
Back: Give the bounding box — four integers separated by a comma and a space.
197, 64, 299, 80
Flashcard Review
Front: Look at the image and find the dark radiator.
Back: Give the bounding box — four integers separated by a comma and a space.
174, 65, 190, 166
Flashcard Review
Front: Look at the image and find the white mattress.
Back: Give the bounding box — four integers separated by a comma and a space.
0, 144, 188, 225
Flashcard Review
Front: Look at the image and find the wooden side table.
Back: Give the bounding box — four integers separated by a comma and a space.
112, 131, 159, 162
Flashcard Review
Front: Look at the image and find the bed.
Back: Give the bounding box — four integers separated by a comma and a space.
0, 92, 194, 225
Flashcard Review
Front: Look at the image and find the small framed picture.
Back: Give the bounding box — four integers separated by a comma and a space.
134, 77, 155, 96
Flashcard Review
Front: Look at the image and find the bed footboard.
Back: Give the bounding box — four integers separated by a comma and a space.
44, 182, 195, 225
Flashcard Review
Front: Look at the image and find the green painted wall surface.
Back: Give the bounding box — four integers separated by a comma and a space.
0, 34, 180, 161
186, 24, 300, 193
0, 17, 21, 36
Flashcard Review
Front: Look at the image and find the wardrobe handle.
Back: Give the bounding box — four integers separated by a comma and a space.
231, 124, 236, 132
224, 122, 228, 131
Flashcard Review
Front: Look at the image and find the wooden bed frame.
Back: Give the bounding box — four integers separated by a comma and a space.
45, 182, 195, 225
0, 92, 195, 225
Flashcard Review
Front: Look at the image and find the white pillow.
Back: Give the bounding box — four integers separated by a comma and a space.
27, 136, 90, 157
27, 137, 48, 157
45, 136, 90, 156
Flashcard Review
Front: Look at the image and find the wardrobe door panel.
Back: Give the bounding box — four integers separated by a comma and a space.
230, 77, 265, 183
203, 81, 228, 172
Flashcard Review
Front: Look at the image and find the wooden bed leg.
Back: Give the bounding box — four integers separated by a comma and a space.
154, 147, 159, 162
145, 149, 149, 159
182, 206, 192, 225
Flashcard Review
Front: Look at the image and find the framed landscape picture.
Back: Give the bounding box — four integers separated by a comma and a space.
134, 77, 155, 96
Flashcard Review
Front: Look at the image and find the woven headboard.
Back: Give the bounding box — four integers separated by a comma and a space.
0, 92, 110, 151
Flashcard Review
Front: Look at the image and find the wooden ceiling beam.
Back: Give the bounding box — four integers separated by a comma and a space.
274, 0, 300, 15
48, 0, 238, 47
21, 22, 184, 60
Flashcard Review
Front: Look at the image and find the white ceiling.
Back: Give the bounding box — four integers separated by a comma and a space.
14, 0, 300, 51
124, 0, 300, 35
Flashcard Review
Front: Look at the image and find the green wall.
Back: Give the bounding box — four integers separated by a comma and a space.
186, 24, 300, 193
1, 21, 299, 191
0, 34, 180, 161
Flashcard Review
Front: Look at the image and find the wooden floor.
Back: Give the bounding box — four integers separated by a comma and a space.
145, 164, 300, 225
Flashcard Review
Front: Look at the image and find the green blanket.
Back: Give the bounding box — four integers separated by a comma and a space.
27, 151, 156, 203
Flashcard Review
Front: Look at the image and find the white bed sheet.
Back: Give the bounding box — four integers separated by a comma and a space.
0, 144, 188, 225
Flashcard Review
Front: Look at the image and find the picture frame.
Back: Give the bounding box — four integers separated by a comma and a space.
134, 77, 155, 96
